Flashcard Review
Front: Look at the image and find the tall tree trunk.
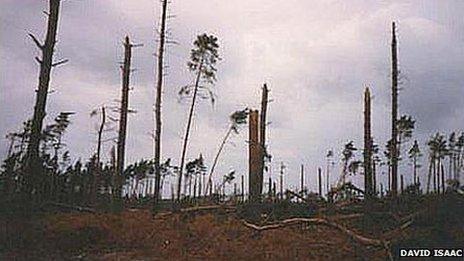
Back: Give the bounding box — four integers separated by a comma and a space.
363, 87, 373, 198
391, 22, 399, 197
258, 84, 269, 196
318, 167, 322, 199
153, 0, 168, 212
177, 59, 204, 200
248, 110, 260, 202
25, 0, 62, 196
205, 126, 233, 195
115, 36, 133, 205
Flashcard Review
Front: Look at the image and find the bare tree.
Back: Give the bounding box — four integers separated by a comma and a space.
115, 36, 137, 205
363, 87, 373, 198
25, 0, 66, 196
153, 0, 169, 212
390, 21, 399, 196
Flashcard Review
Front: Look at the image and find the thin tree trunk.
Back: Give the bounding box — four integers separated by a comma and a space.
441, 162, 445, 193
177, 59, 204, 200
96, 106, 106, 165
300, 164, 304, 196
318, 167, 322, 199
391, 22, 399, 197
153, 0, 168, 211
205, 126, 233, 195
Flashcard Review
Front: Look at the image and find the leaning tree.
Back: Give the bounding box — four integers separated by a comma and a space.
177, 34, 220, 200
205, 108, 248, 195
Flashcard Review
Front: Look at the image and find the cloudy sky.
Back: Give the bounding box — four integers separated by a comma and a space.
1, 0, 463, 194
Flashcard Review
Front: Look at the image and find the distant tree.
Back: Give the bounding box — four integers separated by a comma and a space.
177, 34, 220, 200
218, 170, 235, 197
326, 150, 334, 196
447, 132, 457, 181
408, 140, 422, 185
456, 132, 464, 181
205, 108, 248, 195
397, 115, 415, 161
427, 133, 447, 193
339, 141, 357, 186
185, 154, 207, 198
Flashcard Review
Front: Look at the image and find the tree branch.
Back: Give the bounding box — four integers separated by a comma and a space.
28, 33, 44, 49
51, 59, 69, 67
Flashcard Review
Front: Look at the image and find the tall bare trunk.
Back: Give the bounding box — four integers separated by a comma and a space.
153, 0, 168, 211
248, 110, 260, 202
115, 36, 133, 204
363, 87, 373, 198
258, 84, 269, 196
25, 0, 63, 196
391, 22, 399, 197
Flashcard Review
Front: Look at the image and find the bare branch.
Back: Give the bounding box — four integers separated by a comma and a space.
35, 57, 43, 64
28, 33, 44, 49
51, 59, 69, 67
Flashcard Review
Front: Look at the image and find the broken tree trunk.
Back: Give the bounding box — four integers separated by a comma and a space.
249, 110, 260, 202
258, 84, 269, 197
25, 0, 64, 196
115, 36, 134, 203
364, 87, 373, 198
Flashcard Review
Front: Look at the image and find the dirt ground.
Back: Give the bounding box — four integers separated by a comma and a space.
1, 195, 463, 260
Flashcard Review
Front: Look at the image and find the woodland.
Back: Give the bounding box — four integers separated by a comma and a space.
1, 0, 463, 260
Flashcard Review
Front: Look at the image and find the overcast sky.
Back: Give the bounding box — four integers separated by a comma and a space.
1, 0, 463, 194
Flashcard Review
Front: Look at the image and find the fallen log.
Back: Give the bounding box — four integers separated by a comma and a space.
156, 204, 236, 218
242, 217, 385, 247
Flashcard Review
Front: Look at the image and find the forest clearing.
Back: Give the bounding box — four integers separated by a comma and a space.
1, 0, 463, 260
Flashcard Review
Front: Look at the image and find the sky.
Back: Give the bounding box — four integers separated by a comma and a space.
1, 0, 463, 196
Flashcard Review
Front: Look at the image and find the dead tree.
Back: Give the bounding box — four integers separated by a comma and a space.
25, 0, 66, 194
115, 36, 135, 202
248, 110, 260, 202
96, 106, 106, 165
259, 84, 269, 196
391, 22, 399, 196
364, 87, 373, 198
153, 0, 168, 212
